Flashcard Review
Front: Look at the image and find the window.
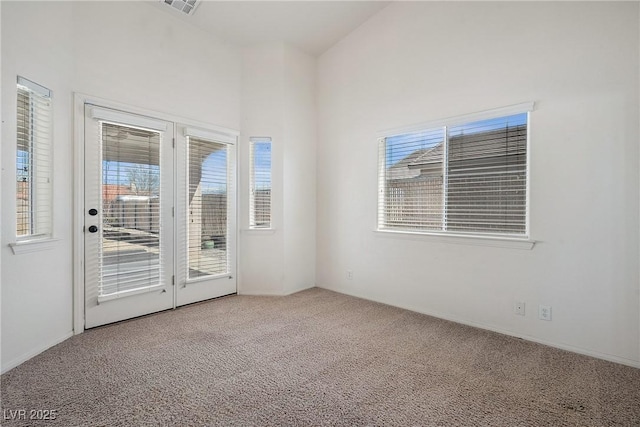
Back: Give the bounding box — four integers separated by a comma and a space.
16, 76, 53, 240
378, 107, 530, 237
249, 137, 272, 229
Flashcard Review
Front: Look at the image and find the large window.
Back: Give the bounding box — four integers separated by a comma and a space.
16, 76, 53, 240
378, 107, 530, 237
249, 137, 272, 229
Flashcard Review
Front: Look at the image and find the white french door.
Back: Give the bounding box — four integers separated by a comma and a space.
175, 125, 237, 306
84, 103, 236, 329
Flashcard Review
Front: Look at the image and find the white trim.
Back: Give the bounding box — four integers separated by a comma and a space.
184, 126, 237, 144
378, 102, 535, 138
241, 228, 276, 235
238, 286, 312, 297
1, 331, 73, 374
17, 75, 51, 98
286, 283, 316, 295
232, 135, 240, 296
526, 111, 532, 237
173, 123, 178, 310
77, 92, 239, 137
237, 290, 287, 296
374, 229, 535, 250
89, 105, 168, 132
9, 238, 60, 255
318, 285, 640, 369
185, 272, 234, 286
97, 285, 166, 303
73, 94, 86, 335
236, 131, 244, 294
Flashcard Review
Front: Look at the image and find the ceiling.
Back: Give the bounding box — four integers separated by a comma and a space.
152, 1, 391, 56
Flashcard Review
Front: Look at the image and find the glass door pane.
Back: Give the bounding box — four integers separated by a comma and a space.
187, 137, 228, 279
100, 123, 162, 299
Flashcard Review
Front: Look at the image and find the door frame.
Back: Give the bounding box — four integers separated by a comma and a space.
73, 93, 240, 334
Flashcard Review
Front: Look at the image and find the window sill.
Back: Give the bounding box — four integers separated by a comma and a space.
9, 238, 60, 255
373, 229, 535, 250
242, 228, 276, 235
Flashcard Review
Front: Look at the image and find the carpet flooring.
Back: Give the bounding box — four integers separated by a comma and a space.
2, 288, 639, 426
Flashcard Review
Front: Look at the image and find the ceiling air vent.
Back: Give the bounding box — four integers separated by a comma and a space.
161, 0, 200, 16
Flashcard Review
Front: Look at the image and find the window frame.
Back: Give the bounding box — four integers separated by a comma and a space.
15, 76, 53, 243
376, 103, 535, 248
249, 137, 272, 230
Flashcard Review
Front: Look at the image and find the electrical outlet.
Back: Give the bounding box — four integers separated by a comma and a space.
539, 305, 552, 321
346, 270, 353, 280
514, 301, 525, 316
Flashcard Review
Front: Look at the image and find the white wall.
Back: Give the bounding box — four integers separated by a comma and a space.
239, 44, 287, 295
238, 44, 316, 296
283, 47, 316, 295
1, 1, 241, 372
0, 0, 4, 372
316, 2, 640, 366
1, 1, 75, 374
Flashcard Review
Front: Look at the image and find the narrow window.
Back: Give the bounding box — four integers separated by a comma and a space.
16, 76, 53, 240
249, 137, 272, 229
378, 109, 529, 237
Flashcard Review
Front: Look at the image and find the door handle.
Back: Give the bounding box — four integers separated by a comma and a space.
88, 225, 99, 233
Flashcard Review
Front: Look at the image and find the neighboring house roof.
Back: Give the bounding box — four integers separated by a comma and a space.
388, 143, 442, 180
407, 143, 443, 169
103, 184, 132, 202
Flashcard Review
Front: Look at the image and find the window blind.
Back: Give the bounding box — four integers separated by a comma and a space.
187, 136, 229, 279
446, 117, 527, 233
249, 137, 272, 229
16, 77, 53, 239
378, 111, 529, 236
99, 122, 163, 299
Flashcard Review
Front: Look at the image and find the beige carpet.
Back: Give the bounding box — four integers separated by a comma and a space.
2, 288, 639, 426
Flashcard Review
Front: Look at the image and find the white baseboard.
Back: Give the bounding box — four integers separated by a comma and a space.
1, 331, 74, 374
238, 289, 287, 296
238, 284, 315, 297
284, 283, 315, 295
318, 284, 640, 369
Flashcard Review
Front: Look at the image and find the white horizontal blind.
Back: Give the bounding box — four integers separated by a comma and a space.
16, 77, 53, 239
99, 122, 163, 298
378, 128, 445, 231
446, 116, 527, 233
249, 137, 272, 228
379, 111, 529, 236
187, 136, 229, 279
